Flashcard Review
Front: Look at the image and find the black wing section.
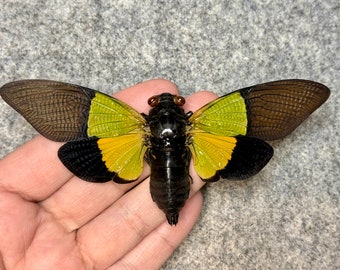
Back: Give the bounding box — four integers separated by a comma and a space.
0, 80, 94, 141
240, 79, 330, 140
217, 136, 274, 180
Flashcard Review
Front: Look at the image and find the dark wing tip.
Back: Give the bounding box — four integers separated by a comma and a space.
218, 136, 274, 180
58, 137, 138, 183
1, 79, 94, 142
58, 138, 115, 183
242, 79, 330, 141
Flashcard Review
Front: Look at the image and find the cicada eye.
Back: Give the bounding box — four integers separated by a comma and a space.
148, 95, 160, 107
174, 95, 185, 106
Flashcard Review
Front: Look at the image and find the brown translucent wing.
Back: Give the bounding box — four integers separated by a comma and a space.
239, 79, 330, 141
0, 79, 95, 141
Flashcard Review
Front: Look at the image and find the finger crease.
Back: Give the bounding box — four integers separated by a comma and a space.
119, 200, 151, 241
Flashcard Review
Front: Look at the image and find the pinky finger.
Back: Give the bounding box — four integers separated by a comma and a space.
111, 191, 203, 270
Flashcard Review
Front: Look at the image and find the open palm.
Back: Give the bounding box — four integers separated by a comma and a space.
0, 79, 217, 269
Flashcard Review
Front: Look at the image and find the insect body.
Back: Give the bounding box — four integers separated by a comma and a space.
146, 94, 191, 225
0, 79, 330, 225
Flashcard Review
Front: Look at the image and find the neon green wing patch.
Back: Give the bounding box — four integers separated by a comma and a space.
97, 134, 147, 181
189, 92, 247, 136
88, 92, 146, 138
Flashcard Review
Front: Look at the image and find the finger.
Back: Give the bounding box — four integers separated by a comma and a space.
114, 78, 179, 114
40, 79, 179, 230
77, 177, 204, 269
0, 136, 68, 201
113, 192, 203, 270
184, 90, 218, 112
77, 91, 217, 267
41, 166, 150, 231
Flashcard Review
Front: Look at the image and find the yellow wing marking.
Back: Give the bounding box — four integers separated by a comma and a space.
189, 133, 237, 179
97, 134, 147, 180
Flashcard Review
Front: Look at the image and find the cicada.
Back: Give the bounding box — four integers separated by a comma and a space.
0, 79, 330, 225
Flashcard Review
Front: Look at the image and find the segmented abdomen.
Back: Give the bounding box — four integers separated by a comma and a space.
149, 149, 191, 225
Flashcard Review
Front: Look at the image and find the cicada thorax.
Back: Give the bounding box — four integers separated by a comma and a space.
145, 93, 191, 225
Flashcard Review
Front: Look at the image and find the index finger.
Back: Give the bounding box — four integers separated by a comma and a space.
0, 79, 179, 201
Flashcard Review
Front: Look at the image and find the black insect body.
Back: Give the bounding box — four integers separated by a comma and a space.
146, 94, 192, 225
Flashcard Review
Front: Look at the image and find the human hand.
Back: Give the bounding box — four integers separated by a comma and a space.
0, 79, 218, 269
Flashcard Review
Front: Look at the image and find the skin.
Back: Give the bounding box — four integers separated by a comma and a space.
0, 79, 218, 270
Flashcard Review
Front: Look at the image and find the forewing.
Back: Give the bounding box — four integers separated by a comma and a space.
0, 79, 146, 141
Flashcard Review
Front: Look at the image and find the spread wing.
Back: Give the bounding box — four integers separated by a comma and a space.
0, 79, 148, 182
188, 79, 330, 180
